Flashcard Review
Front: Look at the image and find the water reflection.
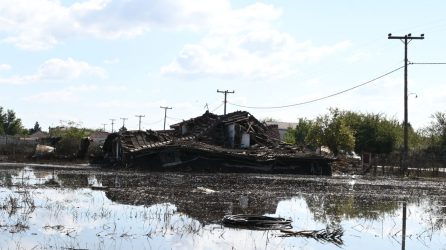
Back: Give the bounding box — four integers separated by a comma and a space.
402, 201, 407, 250
0, 165, 446, 249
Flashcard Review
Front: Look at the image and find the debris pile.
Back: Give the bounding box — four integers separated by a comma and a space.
222, 214, 292, 230
221, 214, 343, 246
100, 111, 334, 175
280, 227, 344, 246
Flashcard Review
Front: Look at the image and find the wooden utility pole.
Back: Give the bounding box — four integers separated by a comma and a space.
120, 117, 128, 129
102, 123, 107, 132
160, 106, 173, 130
388, 33, 424, 173
135, 115, 145, 131
217, 89, 235, 115
110, 119, 116, 133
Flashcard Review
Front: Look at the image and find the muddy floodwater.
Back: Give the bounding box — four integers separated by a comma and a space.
1, 164, 446, 249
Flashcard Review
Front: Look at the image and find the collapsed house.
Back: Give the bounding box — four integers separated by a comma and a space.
100, 111, 333, 175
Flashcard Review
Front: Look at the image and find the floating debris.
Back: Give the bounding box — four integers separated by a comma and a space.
222, 214, 292, 230
195, 187, 217, 194
280, 227, 344, 246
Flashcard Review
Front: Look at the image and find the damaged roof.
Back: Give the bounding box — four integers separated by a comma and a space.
171, 110, 278, 147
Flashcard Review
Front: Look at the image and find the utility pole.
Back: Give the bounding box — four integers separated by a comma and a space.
388, 33, 424, 173
120, 117, 128, 129
102, 123, 107, 132
217, 89, 235, 115
110, 119, 115, 133
135, 115, 145, 131
160, 106, 173, 130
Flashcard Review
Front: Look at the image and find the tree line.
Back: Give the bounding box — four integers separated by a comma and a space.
284, 108, 446, 160
2, 105, 445, 162
0, 106, 43, 136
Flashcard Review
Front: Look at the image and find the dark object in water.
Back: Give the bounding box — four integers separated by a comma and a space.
222, 214, 292, 230
280, 227, 344, 246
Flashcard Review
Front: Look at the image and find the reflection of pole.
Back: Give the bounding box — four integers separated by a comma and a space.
402, 202, 407, 250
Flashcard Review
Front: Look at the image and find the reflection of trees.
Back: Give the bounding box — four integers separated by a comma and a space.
56, 173, 89, 187
103, 174, 280, 225
421, 198, 446, 231
0, 169, 15, 186
5, 165, 446, 240
304, 194, 399, 224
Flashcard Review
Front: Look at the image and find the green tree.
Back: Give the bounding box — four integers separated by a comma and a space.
306, 109, 355, 155
294, 118, 313, 146
339, 111, 400, 155
324, 110, 355, 155
51, 121, 92, 156
306, 116, 325, 150
283, 127, 296, 144
422, 111, 446, 148
0, 107, 5, 134
29, 121, 42, 134
0, 109, 25, 135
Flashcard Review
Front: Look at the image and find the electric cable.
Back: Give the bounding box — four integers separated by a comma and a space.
410, 62, 446, 65
211, 103, 224, 112
228, 65, 405, 109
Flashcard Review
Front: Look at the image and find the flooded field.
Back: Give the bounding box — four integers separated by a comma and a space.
1, 164, 446, 249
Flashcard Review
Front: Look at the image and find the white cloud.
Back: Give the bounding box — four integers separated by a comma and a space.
23, 89, 77, 102
23, 84, 98, 103
103, 85, 127, 92
0, 64, 11, 71
161, 3, 351, 80
0, 0, 230, 50
0, 58, 106, 84
103, 58, 120, 64
347, 51, 372, 63
37, 58, 106, 80
0, 0, 75, 50
0, 0, 351, 80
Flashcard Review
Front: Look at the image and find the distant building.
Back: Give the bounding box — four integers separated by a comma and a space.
89, 131, 110, 145
28, 131, 49, 140
265, 121, 298, 141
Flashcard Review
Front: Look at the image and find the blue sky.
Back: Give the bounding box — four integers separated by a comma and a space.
0, 0, 445, 131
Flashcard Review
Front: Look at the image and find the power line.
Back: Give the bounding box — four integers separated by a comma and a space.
410, 62, 446, 65
166, 116, 183, 121
211, 102, 224, 113
228, 65, 405, 109
143, 118, 164, 125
